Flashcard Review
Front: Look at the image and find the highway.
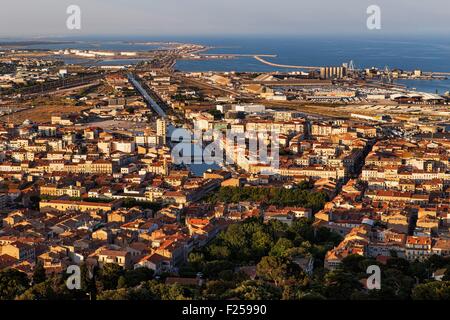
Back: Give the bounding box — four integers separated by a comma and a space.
128, 73, 167, 118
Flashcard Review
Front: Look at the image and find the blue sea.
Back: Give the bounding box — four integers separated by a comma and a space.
174, 36, 450, 94
395, 79, 450, 94
4, 35, 450, 93
174, 36, 450, 73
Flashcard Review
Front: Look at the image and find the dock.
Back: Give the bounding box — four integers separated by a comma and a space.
253, 55, 319, 70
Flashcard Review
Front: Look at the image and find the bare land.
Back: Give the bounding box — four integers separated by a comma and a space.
0, 104, 89, 124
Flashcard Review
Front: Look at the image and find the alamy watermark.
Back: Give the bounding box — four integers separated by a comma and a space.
367, 5, 381, 30
170, 124, 280, 174
366, 265, 381, 290
66, 5, 82, 30
66, 265, 82, 290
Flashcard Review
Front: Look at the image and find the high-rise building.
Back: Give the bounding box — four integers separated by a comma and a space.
156, 118, 167, 146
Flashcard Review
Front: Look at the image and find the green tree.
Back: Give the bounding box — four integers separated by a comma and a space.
188, 252, 206, 270
117, 276, 127, 289
281, 278, 311, 300
81, 263, 97, 299
412, 281, 450, 300
98, 264, 125, 291
386, 257, 410, 274
121, 268, 154, 288
409, 260, 429, 283
230, 280, 282, 300
32, 262, 47, 285
443, 268, 450, 281
211, 219, 275, 262
98, 286, 159, 300
322, 269, 363, 299
203, 280, 236, 299
341, 255, 367, 273
142, 281, 192, 300
426, 255, 450, 272
0, 269, 30, 300
203, 260, 235, 279
367, 269, 414, 300
97, 288, 130, 300
207, 244, 231, 260
17, 276, 76, 300
315, 227, 343, 245
267, 220, 289, 237
296, 291, 326, 300
287, 219, 315, 243
256, 256, 302, 287
269, 238, 294, 257
251, 229, 274, 258
208, 187, 327, 211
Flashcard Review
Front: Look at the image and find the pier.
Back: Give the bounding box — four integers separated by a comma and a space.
200, 53, 277, 58
253, 55, 319, 70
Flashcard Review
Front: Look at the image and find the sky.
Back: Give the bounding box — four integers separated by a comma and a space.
1, 0, 450, 38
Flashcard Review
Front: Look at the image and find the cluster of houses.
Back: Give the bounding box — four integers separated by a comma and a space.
320, 138, 450, 269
